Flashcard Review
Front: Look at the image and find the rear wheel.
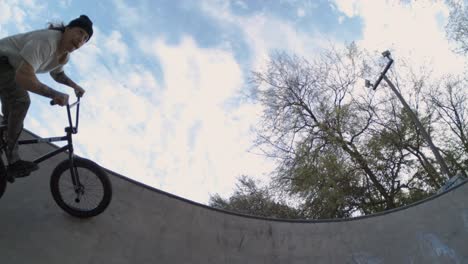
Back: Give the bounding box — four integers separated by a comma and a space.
50, 158, 112, 218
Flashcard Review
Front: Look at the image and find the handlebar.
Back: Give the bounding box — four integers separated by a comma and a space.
50, 97, 81, 134
50, 98, 81, 108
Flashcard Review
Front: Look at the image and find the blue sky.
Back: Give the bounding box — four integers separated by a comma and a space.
0, 0, 466, 204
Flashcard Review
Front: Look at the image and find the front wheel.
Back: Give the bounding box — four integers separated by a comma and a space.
50, 158, 112, 218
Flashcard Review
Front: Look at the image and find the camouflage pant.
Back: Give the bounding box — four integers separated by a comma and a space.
0, 56, 31, 164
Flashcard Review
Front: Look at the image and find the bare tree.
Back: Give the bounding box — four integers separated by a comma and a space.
428, 76, 468, 175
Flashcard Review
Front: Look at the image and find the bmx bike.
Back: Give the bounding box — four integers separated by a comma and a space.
0, 97, 112, 218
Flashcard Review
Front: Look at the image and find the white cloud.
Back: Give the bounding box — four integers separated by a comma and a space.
0, 0, 45, 33
297, 8, 306, 18
136, 35, 275, 201
234, 0, 248, 10
338, 16, 345, 24
103, 30, 129, 64
0, 1, 13, 25
199, 1, 335, 74
112, 0, 142, 28
0, 1, 25, 33
333, 1, 466, 78
334, 0, 360, 18
59, 0, 72, 8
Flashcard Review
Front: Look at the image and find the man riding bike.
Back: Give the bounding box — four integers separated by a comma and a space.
0, 15, 92, 178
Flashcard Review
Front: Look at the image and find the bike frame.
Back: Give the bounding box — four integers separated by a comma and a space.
17, 98, 81, 185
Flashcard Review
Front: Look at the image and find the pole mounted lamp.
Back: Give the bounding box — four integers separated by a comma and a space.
366, 51, 451, 178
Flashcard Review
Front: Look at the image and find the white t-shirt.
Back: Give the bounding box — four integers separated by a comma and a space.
0, 29, 69, 74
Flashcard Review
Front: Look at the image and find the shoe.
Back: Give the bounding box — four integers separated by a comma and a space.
7, 160, 39, 179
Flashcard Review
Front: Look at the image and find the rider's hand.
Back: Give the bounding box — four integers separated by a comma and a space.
74, 85, 85, 98
52, 92, 69, 106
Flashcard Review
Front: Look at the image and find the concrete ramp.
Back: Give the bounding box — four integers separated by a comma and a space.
1, 129, 467, 264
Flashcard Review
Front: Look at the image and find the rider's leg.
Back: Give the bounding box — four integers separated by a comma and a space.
0, 56, 11, 124
0, 60, 26, 163
0, 58, 38, 176
0, 56, 14, 147
5, 88, 31, 164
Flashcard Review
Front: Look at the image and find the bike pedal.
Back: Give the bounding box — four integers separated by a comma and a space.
6, 169, 32, 180
6, 174, 15, 183
15, 172, 31, 178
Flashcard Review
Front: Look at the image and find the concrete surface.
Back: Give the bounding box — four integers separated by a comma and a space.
0, 129, 467, 264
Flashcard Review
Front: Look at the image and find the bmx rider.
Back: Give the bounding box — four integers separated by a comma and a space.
0, 15, 92, 178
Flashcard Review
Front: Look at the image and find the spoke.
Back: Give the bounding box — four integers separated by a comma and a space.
58, 166, 104, 211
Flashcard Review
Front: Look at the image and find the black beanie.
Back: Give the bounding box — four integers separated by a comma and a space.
67, 15, 93, 41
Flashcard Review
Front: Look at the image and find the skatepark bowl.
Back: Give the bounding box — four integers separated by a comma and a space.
1, 128, 467, 264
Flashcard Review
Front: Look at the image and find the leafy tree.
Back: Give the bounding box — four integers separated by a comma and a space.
212, 43, 462, 219
278, 143, 366, 218
250, 45, 404, 213
209, 175, 304, 219
249, 44, 447, 218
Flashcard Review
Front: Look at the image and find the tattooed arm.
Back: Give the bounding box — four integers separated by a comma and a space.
15, 61, 69, 106
50, 71, 85, 97
50, 71, 75, 86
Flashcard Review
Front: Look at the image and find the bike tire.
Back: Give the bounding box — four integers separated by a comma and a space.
50, 158, 112, 218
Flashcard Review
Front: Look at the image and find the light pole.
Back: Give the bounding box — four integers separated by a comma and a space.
366, 51, 451, 178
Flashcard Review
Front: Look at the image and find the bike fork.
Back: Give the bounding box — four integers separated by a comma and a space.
68, 145, 83, 201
